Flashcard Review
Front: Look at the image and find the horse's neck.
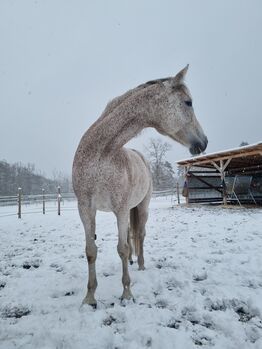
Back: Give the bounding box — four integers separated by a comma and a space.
81, 90, 160, 158
84, 112, 142, 157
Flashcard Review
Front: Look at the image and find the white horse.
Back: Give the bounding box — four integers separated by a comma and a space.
72, 65, 208, 307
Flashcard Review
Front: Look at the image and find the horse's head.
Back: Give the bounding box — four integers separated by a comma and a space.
153, 65, 208, 155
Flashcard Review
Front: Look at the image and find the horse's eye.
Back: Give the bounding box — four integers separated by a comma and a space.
185, 101, 192, 107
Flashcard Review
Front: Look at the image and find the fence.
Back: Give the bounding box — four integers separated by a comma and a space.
0, 185, 181, 219
0, 187, 76, 218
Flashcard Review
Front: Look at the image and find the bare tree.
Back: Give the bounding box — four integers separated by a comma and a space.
144, 138, 175, 190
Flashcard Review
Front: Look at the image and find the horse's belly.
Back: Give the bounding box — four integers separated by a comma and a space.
94, 176, 150, 212
127, 179, 151, 208
94, 192, 114, 212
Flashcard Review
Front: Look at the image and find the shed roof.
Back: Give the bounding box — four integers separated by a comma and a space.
177, 142, 262, 171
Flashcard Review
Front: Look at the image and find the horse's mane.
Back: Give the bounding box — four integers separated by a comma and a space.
102, 78, 170, 116
136, 77, 170, 89
88, 76, 187, 132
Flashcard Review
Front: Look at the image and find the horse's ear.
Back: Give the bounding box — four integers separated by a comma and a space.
173, 64, 189, 85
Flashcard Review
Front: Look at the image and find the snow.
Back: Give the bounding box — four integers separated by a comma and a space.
177, 140, 262, 164
0, 198, 262, 349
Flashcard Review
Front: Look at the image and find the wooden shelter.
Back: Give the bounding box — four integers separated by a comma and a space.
177, 142, 262, 205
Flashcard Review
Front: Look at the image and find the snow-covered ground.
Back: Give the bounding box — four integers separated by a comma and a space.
0, 198, 262, 349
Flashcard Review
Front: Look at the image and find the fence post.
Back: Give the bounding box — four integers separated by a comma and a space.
18, 188, 22, 219
42, 189, 45, 214
57, 186, 61, 216
176, 182, 180, 205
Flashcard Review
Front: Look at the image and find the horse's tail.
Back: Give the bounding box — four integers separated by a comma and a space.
129, 206, 140, 256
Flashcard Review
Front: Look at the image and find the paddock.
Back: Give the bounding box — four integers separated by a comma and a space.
0, 197, 262, 348
177, 142, 262, 205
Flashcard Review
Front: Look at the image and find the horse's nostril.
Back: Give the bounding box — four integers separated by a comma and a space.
190, 139, 207, 156
190, 144, 201, 156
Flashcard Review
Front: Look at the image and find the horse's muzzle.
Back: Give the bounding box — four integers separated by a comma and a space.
189, 136, 208, 155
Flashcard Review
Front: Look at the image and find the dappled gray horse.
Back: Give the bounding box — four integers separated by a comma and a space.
72, 65, 208, 307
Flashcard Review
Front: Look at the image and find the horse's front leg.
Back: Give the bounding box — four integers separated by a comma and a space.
78, 202, 97, 307
116, 210, 133, 301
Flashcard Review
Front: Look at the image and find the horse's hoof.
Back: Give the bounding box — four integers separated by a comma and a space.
120, 297, 135, 306
82, 297, 97, 309
120, 289, 135, 305
129, 260, 134, 265
138, 265, 145, 271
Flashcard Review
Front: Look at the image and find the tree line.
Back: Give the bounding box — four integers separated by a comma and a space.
0, 160, 71, 196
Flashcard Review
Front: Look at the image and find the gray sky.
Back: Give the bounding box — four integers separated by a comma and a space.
1, 0, 262, 177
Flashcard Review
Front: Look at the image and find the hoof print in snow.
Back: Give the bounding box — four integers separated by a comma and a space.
193, 271, 207, 282
50, 263, 63, 272
22, 264, 31, 270
201, 321, 214, 329
155, 299, 168, 309
155, 257, 167, 269
166, 278, 182, 291
236, 307, 254, 322
103, 315, 117, 326
64, 291, 75, 296
205, 299, 227, 312
193, 336, 211, 346
1, 305, 31, 319
138, 302, 152, 308
189, 319, 199, 326
145, 338, 152, 347
103, 272, 112, 277
230, 300, 255, 322
167, 320, 181, 329
22, 260, 41, 269
0, 281, 6, 289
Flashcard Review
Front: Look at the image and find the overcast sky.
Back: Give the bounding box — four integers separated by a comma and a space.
1, 0, 262, 177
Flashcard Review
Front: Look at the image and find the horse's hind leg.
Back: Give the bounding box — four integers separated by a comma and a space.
127, 227, 133, 265
137, 187, 152, 271
78, 200, 97, 307
116, 210, 133, 301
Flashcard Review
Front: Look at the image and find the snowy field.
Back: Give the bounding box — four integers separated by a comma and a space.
0, 198, 262, 349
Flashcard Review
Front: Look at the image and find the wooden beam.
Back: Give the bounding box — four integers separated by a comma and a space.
211, 161, 220, 172
189, 173, 222, 193
211, 159, 231, 205
222, 158, 232, 171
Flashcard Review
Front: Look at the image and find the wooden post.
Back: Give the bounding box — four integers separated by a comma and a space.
185, 166, 190, 205
211, 158, 232, 206
18, 188, 22, 219
42, 189, 45, 215
220, 160, 227, 206
176, 182, 180, 205
57, 186, 61, 216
